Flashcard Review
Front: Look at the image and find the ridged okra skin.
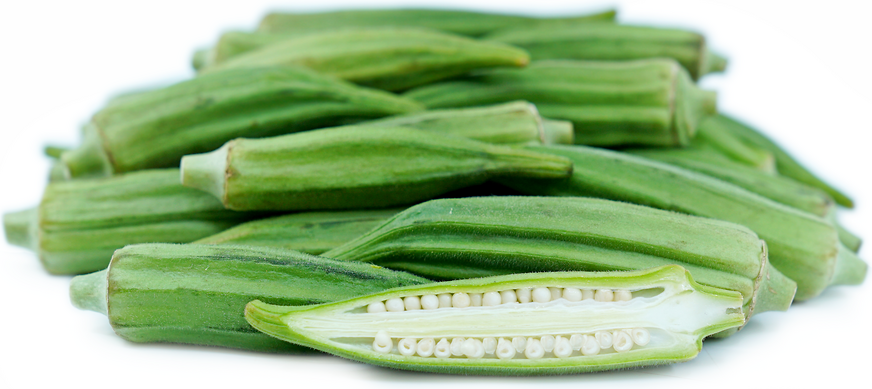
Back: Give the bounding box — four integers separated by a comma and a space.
3, 169, 258, 275
69, 244, 430, 352
195, 209, 401, 255
245, 265, 745, 375
691, 115, 776, 173
404, 59, 717, 147
498, 145, 867, 300
325, 196, 794, 322
202, 28, 531, 92
484, 23, 727, 81
180, 125, 573, 211
60, 66, 422, 178
257, 8, 617, 37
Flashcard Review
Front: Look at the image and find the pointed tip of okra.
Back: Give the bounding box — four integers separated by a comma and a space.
752, 264, 797, 315
70, 269, 109, 315
180, 143, 230, 204
3, 207, 36, 249
703, 50, 728, 75
191, 47, 210, 71
60, 123, 114, 179
541, 119, 575, 145
829, 243, 867, 287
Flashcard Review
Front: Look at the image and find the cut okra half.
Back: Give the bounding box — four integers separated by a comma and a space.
245, 265, 745, 375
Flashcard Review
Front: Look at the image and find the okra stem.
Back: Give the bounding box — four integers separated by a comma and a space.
3, 207, 36, 249
69, 269, 108, 315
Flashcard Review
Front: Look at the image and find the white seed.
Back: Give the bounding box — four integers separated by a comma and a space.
512, 337, 527, 353
437, 293, 452, 308
581, 335, 600, 356
548, 287, 563, 300
594, 289, 614, 302
398, 338, 417, 356
482, 337, 497, 354
540, 335, 556, 352
500, 289, 517, 304
614, 289, 632, 302
482, 291, 501, 306
532, 287, 551, 303
569, 334, 584, 350
516, 288, 532, 303
581, 289, 595, 300
366, 301, 386, 313
631, 328, 650, 346
524, 338, 545, 359
469, 293, 483, 307
450, 337, 465, 356
553, 336, 572, 358
385, 298, 405, 312
562, 287, 582, 302
452, 292, 470, 308
420, 294, 439, 310
496, 338, 516, 359
434, 338, 451, 358
403, 296, 421, 310
416, 338, 435, 357
463, 338, 486, 359
613, 331, 633, 353
373, 330, 392, 353
595, 331, 614, 349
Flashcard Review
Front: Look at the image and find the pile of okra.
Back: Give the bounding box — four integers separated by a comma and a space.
4, 7, 865, 375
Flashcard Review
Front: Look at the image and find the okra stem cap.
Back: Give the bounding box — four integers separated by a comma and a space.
70, 269, 109, 315
3, 207, 36, 249
180, 143, 230, 202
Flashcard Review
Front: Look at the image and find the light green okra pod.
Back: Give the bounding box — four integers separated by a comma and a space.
70, 244, 430, 352
201, 28, 530, 92
690, 115, 776, 173
3, 169, 259, 275
180, 125, 573, 211
60, 66, 422, 178
245, 265, 745, 375
497, 145, 866, 300
404, 59, 716, 147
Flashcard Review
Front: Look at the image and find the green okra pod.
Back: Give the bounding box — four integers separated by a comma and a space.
180, 125, 573, 211
202, 28, 530, 92
245, 265, 745, 374
3, 169, 259, 275
60, 66, 422, 178
404, 59, 716, 147
691, 115, 777, 173
70, 244, 430, 352
484, 23, 727, 80
497, 145, 866, 300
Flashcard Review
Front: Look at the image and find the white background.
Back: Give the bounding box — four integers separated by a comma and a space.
1, 1, 870, 388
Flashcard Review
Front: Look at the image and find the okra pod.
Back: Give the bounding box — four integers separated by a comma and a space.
180, 125, 573, 211
404, 59, 716, 147
245, 265, 745, 374
60, 66, 422, 178
70, 244, 430, 352
691, 115, 776, 173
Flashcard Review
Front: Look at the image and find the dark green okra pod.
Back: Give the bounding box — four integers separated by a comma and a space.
60, 66, 422, 178
245, 265, 745, 375
70, 244, 430, 352
180, 125, 573, 211
404, 59, 716, 147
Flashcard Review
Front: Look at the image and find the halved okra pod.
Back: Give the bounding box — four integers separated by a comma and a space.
497, 145, 866, 300
404, 59, 717, 147
201, 28, 531, 91
324, 196, 794, 325
484, 23, 727, 80
244, 265, 745, 374
180, 125, 573, 211
3, 169, 259, 274
70, 244, 430, 352
60, 66, 422, 178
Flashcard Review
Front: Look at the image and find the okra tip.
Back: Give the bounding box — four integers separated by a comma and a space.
829, 243, 867, 287
60, 124, 114, 179
752, 264, 797, 315
704, 50, 728, 75
180, 143, 229, 203
3, 207, 36, 249
70, 269, 109, 315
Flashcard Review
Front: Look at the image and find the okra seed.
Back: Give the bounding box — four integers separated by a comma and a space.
581, 335, 601, 356
563, 287, 582, 302
532, 287, 551, 303
496, 338, 516, 359
385, 298, 405, 312
613, 331, 633, 353
594, 289, 614, 302
404, 296, 421, 310
482, 291, 501, 306
450, 337, 465, 356
516, 288, 532, 303
553, 336, 573, 358
631, 328, 651, 346
512, 336, 527, 353
420, 294, 439, 310
452, 292, 470, 308
569, 334, 584, 350
373, 330, 392, 353
417, 338, 435, 357
549, 287, 563, 300
483, 337, 497, 354
595, 331, 614, 349
469, 293, 483, 307
540, 335, 556, 352
367, 301, 386, 313
437, 293, 452, 308
524, 338, 545, 359
398, 338, 417, 356
614, 289, 632, 302
462, 338, 485, 359
581, 289, 595, 300
434, 338, 451, 358
500, 289, 518, 304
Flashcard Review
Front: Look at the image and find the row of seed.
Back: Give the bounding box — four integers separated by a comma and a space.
366, 287, 635, 313
372, 328, 651, 358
